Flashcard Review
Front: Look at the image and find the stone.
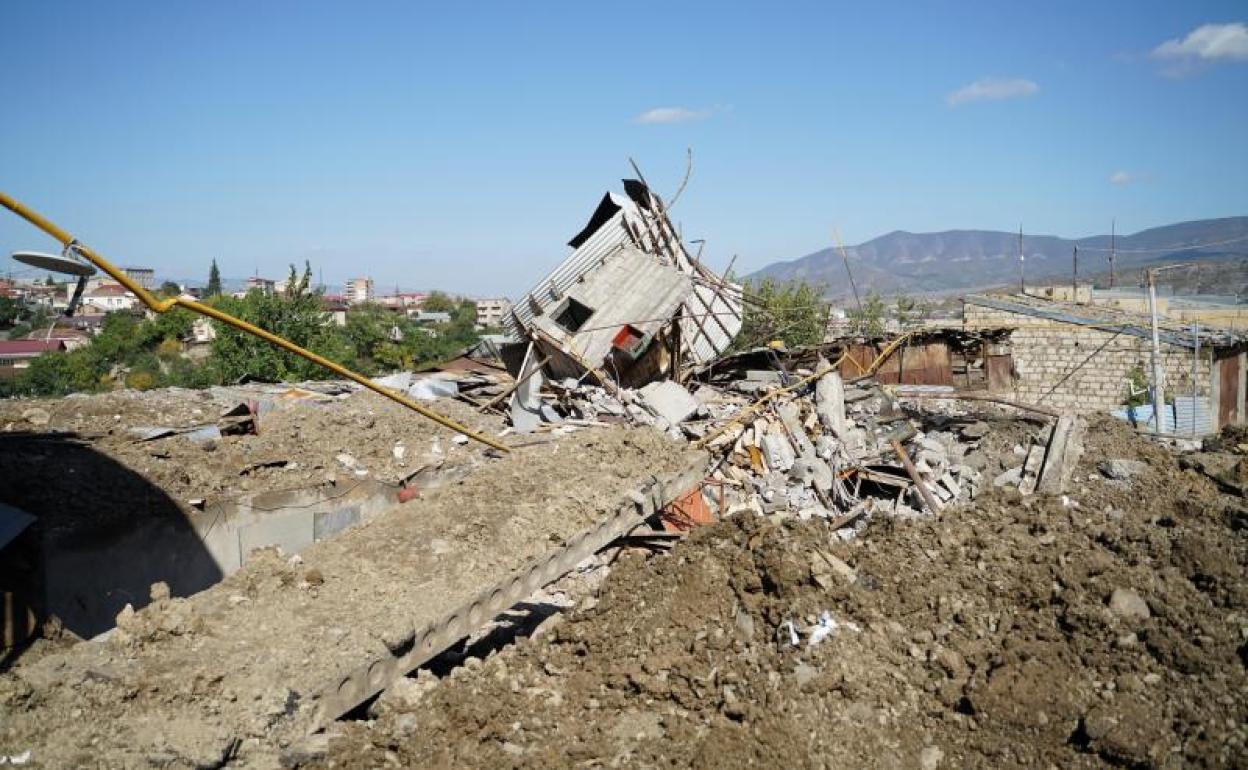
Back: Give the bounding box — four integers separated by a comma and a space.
776, 402, 816, 457
794, 662, 818, 687
610, 710, 665, 741
369, 672, 438, 718
1098, 459, 1149, 481
1108, 588, 1150, 622
959, 421, 991, 439
790, 457, 834, 492
919, 745, 944, 770
761, 429, 796, 473
394, 713, 419, 736
810, 550, 857, 583
21, 407, 50, 426
814, 434, 837, 460
962, 450, 989, 471
993, 467, 1023, 488
637, 381, 699, 426
734, 606, 755, 640
149, 581, 171, 602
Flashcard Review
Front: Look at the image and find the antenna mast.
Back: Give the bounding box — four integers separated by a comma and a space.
1109, 218, 1116, 288
1073, 244, 1078, 295
1018, 224, 1025, 294
833, 228, 863, 316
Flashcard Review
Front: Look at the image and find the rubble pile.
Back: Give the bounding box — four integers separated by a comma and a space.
324, 415, 1247, 769
515, 353, 1078, 537
697, 363, 986, 525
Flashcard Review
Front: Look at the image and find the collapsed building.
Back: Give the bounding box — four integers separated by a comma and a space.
501, 179, 742, 430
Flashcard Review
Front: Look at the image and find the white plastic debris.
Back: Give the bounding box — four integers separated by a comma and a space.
451, 433, 469, 445
3, 750, 32, 765
807, 611, 860, 646
410, 378, 459, 400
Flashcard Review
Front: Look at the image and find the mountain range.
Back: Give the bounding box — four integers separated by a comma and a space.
746, 216, 1248, 297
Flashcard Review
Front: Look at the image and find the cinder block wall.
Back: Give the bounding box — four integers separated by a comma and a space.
964, 303, 1211, 413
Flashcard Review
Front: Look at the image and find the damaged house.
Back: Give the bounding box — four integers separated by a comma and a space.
964, 293, 1248, 433
503, 179, 742, 430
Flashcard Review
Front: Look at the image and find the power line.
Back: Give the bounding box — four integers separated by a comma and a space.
1076, 232, 1248, 254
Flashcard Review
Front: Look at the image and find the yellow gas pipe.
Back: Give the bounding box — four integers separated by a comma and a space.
0, 191, 509, 453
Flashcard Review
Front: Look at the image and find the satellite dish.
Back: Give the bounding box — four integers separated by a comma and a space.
12, 249, 97, 277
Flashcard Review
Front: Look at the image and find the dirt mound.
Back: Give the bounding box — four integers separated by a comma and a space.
325, 417, 1247, 768
0, 427, 702, 768
0, 384, 505, 533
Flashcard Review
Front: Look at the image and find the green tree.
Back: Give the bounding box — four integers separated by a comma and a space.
0, 296, 19, 328
15, 348, 103, 396
892, 292, 931, 331
206, 259, 222, 297
9, 306, 52, 340
421, 291, 456, 313
45, 274, 56, 286
342, 303, 401, 374
738, 278, 829, 348
210, 262, 352, 382
158, 280, 182, 297
847, 291, 887, 338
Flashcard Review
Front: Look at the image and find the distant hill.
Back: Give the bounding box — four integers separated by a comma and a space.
747, 217, 1248, 297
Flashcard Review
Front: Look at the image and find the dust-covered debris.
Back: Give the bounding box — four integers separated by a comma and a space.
0, 426, 701, 768
323, 417, 1246, 769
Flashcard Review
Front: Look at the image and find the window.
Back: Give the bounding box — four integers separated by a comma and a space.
553, 298, 594, 333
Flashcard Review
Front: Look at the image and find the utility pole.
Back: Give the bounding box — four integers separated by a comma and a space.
1018, 224, 1025, 295
1109, 218, 1116, 289
1146, 267, 1165, 434
833, 228, 863, 317
1191, 322, 1200, 439
1072, 244, 1078, 296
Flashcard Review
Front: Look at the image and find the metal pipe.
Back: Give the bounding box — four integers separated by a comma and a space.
1146, 268, 1165, 434
1191, 322, 1199, 439
0, 190, 510, 452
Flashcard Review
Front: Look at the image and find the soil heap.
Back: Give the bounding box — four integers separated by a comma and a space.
324, 418, 1247, 769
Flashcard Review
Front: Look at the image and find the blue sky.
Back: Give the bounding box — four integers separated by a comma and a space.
1, 1, 1245, 295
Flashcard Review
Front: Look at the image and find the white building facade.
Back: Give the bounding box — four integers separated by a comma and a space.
345, 277, 375, 305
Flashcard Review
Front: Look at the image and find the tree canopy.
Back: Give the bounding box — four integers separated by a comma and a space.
738, 278, 829, 349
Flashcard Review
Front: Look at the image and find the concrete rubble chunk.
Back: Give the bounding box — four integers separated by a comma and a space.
791, 456, 834, 492
776, 402, 816, 458
1108, 587, 1150, 622
637, 381, 700, 426
1098, 458, 1148, 481
814, 362, 848, 437
993, 467, 1023, 488
959, 421, 991, 439
761, 427, 796, 473
21, 407, 51, 427
1036, 415, 1086, 495
814, 435, 837, 460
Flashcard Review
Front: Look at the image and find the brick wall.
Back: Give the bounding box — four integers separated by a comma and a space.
964, 302, 1211, 413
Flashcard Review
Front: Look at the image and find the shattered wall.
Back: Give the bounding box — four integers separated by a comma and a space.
964, 302, 1214, 413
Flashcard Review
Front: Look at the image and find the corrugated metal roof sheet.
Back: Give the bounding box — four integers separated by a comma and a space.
965, 294, 1242, 350
506, 183, 741, 366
